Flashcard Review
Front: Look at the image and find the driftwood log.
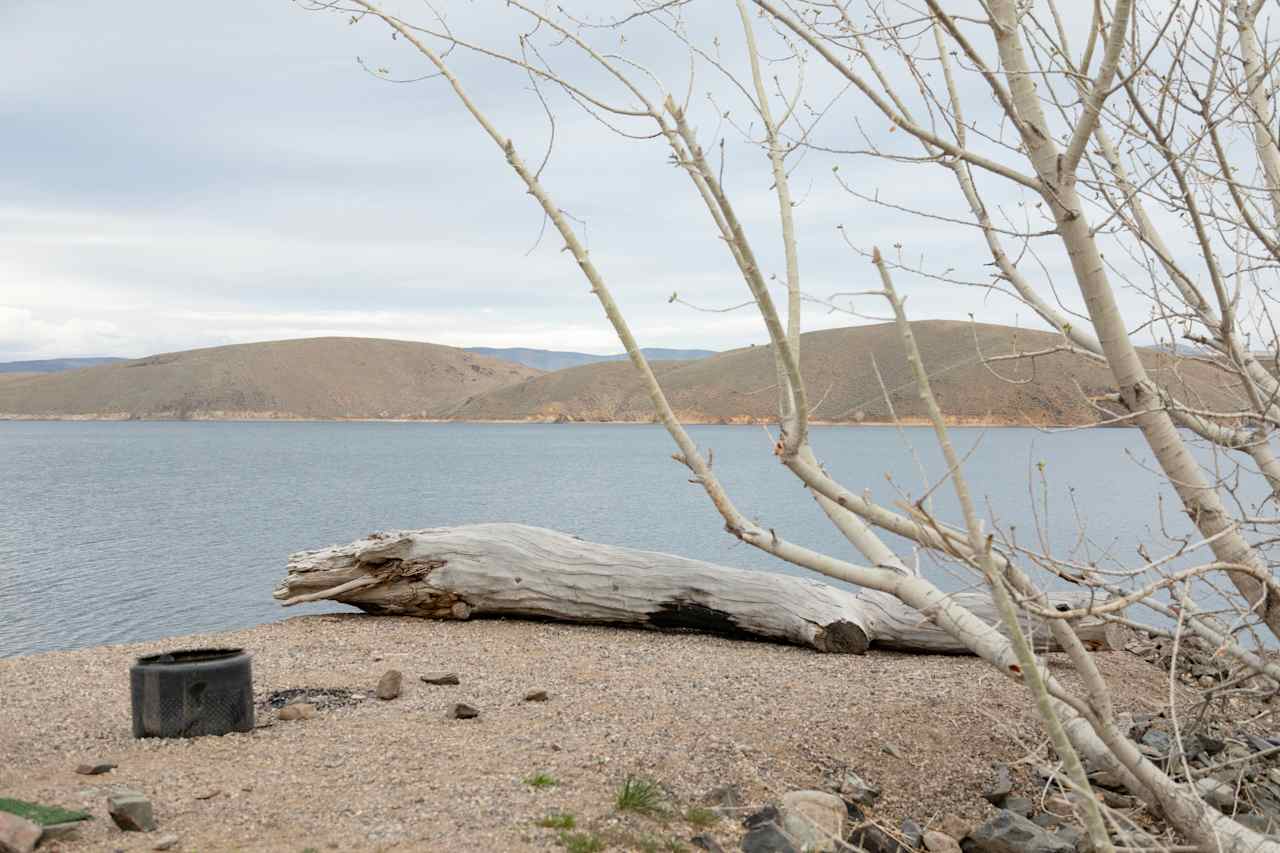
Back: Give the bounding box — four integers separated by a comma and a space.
273, 523, 1126, 654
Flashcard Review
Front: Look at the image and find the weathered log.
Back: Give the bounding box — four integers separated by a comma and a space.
273, 523, 1126, 654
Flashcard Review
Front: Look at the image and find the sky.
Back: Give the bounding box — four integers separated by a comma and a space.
1, 1, 1127, 361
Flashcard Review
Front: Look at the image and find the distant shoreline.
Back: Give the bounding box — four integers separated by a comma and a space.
0, 413, 1111, 428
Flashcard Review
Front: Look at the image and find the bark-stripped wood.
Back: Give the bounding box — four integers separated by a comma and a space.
274, 523, 1124, 654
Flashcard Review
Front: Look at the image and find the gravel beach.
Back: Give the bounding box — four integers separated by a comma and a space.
0, 614, 1173, 852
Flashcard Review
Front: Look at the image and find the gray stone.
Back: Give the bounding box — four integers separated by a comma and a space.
744, 806, 781, 830
693, 833, 728, 853
1139, 730, 1171, 755
447, 702, 479, 719
837, 769, 882, 807
523, 689, 549, 702
1234, 814, 1280, 836
420, 672, 460, 685
152, 834, 180, 850
781, 790, 845, 852
969, 811, 1072, 853
923, 831, 962, 853
983, 764, 1013, 807
376, 669, 402, 700
742, 823, 798, 853
107, 790, 156, 832
1002, 798, 1033, 819
901, 818, 924, 849
0, 811, 41, 853
75, 762, 116, 776
1030, 815, 1057, 830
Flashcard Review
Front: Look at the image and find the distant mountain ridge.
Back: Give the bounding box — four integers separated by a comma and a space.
0, 338, 538, 420
0, 357, 125, 373
464, 347, 717, 372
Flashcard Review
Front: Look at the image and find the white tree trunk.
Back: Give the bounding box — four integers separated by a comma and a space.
274, 523, 1125, 655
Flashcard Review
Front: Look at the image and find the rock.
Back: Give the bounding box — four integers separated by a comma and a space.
0, 811, 42, 853
901, 818, 924, 849
741, 823, 798, 853
924, 830, 962, 853
934, 816, 971, 841
1199, 675, 1215, 689
1029, 815, 1058, 830
277, 702, 316, 721
152, 834, 180, 850
780, 790, 845, 852
1002, 797, 1033, 819
420, 672, 460, 685
1098, 790, 1135, 810
376, 669, 402, 700
882, 742, 905, 760
692, 833, 727, 852
983, 764, 1013, 807
1139, 730, 1171, 755
447, 702, 479, 719
837, 769, 882, 807
744, 806, 781, 830
75, 762, 116, 776
1194, 778, 1238, 811
969, 811, 1072, 853
1041, 796, 1075, 819
523, 689, 549, 702
848, 824, 903, 853
1052, 826, 1080, 850
107, 790, 156, 832
1234, 814, 1280, 835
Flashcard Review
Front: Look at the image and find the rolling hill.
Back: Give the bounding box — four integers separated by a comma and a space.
449, 321, 1239, 426
463, 346, 716, 372
0, 337, 539, 420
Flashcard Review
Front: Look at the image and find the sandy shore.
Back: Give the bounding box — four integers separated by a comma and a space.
1, 614, 1173, 852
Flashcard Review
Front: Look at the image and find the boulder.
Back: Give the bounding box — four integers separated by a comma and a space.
780, 790, 845, 852
969, 811, 1071, 853
0, 811, 41, 853
107, 790, 156, 832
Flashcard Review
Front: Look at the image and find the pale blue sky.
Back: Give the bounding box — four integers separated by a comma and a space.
1, 1, 1125, 361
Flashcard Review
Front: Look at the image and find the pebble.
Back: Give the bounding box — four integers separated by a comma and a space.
75, 761, 116, 776
0, 811, 42, 853
924, 830, 963, 853
836, 768, 882, 806
376, 669, 402, 700
152, 833, 180, 850
448, 703, 480, 719
523, 689, 549, 702
107, 790, 156, 832
277, 703, 316, 722
420, 672, 460, 685
934, 815, 971, 841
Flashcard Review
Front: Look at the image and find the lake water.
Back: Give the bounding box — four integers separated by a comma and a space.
0, 421, 1214, 658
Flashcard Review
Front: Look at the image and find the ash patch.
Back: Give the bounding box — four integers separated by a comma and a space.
258, 687, 364, 711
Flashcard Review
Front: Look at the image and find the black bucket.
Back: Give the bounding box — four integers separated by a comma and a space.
130, 648, 255, 738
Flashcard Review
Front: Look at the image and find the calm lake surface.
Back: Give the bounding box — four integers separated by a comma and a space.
0, 421, 1209, 658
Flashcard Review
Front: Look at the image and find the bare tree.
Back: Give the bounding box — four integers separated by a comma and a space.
296, 2, 1280, 850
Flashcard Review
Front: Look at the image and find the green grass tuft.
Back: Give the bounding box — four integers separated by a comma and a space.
525, 772, 559, 789
615, 776, 666, 816
684, 806, 718, 828
559, 830, 606, 852
538, 812, 577, 830
0, 798, 91, 826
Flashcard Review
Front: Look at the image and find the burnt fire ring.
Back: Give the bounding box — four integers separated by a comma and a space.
130, 648, 255, 738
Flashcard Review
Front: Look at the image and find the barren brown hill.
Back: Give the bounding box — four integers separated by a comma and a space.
0, 337, 540, 420
451, 321, 1241, 426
